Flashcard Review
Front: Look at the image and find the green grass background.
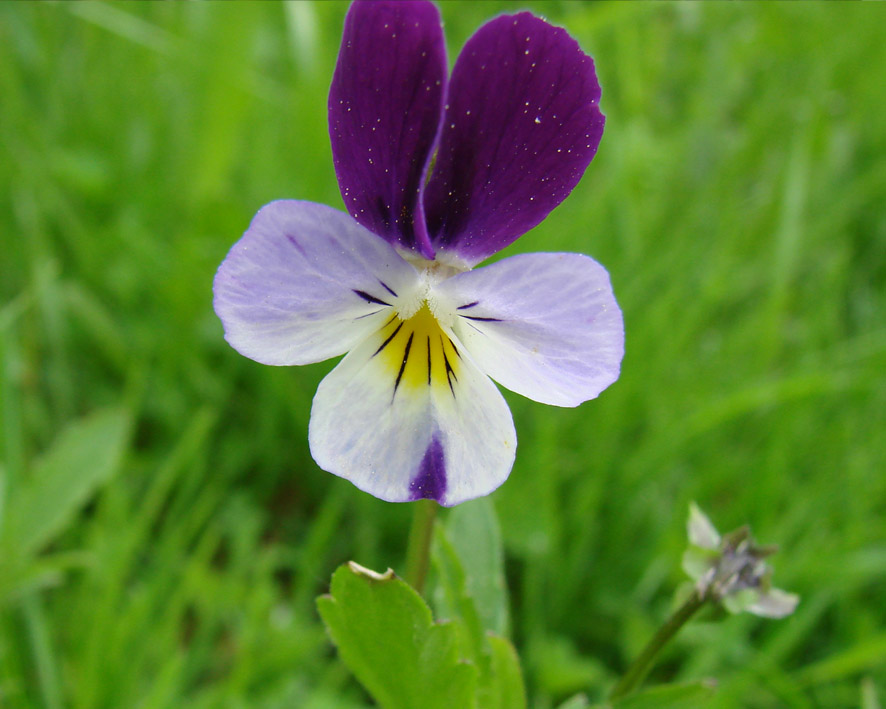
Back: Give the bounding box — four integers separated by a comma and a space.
1, 1, 884, 707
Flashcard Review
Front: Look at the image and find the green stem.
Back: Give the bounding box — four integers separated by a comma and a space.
404, 498, 438, 594
609, 590, 708, 701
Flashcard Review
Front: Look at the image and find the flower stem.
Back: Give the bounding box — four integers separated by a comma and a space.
404, 499, 438, 594
609, 590, 708, 701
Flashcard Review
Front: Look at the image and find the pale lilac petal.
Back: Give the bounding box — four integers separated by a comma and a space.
329, 0, 446, 258
434, 253, 623, 407
309, 315, 515, 506
424, 13, 605, 264
213, 201, 419, 366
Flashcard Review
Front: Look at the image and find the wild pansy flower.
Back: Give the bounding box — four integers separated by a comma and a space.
213, 1, 624, 506
683, 503, 799, 618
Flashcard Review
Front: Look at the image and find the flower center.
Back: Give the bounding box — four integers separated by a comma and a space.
374, 302, 460, 396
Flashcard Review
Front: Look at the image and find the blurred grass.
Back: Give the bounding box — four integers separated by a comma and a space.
0, 1, 884, 707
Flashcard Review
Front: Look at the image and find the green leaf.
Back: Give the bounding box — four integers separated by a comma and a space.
446, 498, 509, 636
434, 524, 487, 667
608, 680, 717, 708
536, 634, 606, 697
317, 562, 477, 709
0, 462, 6, 532
0, 551, 93, 604
1, 407, 131, 558
798, 633, 886, 686
558, 695, 590, 709
485, 634, 526, 709
433, 520, 526, 709
860, 677, 881, 709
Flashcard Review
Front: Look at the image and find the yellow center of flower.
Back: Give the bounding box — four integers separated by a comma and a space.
375, 302, 460, 395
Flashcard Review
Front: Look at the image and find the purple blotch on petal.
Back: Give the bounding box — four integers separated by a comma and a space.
329, 0, 446, 259
423, 12, 605, 264
409, 435, 447, 502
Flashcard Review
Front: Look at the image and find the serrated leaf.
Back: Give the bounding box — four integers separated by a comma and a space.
317, 562, 477, 709
609, 679, 717, 708
446, 498, 509, 636
2, 407, 131, 558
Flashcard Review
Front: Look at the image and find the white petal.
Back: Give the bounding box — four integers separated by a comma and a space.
747, 588, 799, 618
433, 252, 623, 407
308, 311, 516, 506
687, 502, 721, 550
213, 200, 419, 366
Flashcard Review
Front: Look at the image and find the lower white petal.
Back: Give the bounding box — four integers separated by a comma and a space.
308, 310, 516, 506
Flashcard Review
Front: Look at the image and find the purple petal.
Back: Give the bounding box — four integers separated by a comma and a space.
329, 0, 446, 259
213, 201, 419, 366
435, 252, 623, 406
424, 12, 605, 264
